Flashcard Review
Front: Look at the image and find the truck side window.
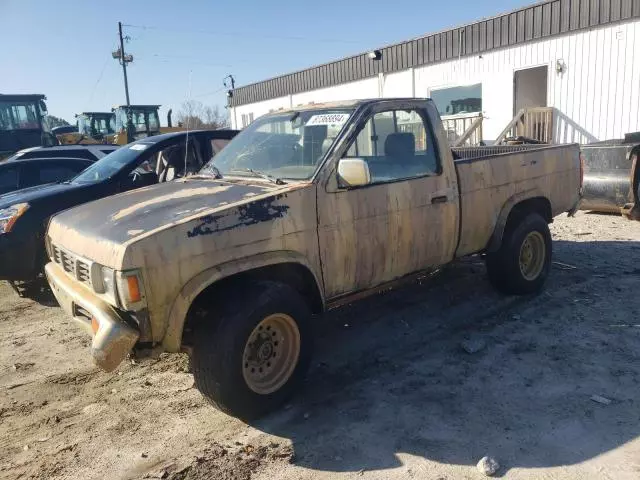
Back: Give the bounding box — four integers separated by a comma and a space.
345, 108, 441, 183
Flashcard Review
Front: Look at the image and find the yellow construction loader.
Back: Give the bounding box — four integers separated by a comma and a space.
111, 105, 183, 144
56, 112, 116, 145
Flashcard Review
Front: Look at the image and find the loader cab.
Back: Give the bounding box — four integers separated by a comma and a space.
77, 112, 116, 140
113, 105, 161, 144
0, 94, 58, 159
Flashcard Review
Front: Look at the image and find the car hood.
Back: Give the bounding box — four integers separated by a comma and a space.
48, 178, 285, 247
0, 182, 83, 208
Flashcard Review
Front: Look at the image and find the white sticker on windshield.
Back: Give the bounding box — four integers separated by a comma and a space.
130, 144, 148, 151
306, 113, 350, 127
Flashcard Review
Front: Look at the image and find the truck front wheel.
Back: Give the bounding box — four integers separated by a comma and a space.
486, 213, 552, 295
191, 281, 312, 420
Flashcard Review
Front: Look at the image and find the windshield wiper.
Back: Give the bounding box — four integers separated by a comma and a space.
192, 164, 224, 180
229, 168, 286, 185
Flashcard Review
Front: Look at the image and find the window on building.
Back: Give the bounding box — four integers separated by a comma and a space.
344, 108, 440, 183
430, 83, 482, 116
241, 113, 255, 128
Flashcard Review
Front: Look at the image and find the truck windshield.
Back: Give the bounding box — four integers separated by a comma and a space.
72, 142, 151, 184
202, 109, 353, 180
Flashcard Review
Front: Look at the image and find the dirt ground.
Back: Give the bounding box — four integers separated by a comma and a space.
1, 211, 640, 480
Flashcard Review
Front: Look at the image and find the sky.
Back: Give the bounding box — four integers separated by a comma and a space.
1, 0, 533, 124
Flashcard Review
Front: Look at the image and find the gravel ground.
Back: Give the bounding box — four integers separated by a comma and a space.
1, 211, 639, 480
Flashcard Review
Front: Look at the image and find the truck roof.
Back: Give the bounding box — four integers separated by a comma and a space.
0, 94, 47, 101
266, 98, 432, 114
77, 111, 114, 116
112, 104, 161, 109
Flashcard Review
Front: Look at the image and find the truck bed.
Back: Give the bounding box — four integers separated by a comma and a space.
451, 144, 582, 257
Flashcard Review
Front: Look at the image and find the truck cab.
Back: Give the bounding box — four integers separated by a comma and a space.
0, 94, 58, 159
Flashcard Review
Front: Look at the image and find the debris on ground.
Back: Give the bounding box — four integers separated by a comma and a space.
590, 394, 612, 405
476, 456, 500, 476
461, 337, 487, 354
553, 261, 578, 270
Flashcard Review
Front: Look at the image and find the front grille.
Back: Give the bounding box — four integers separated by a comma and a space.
50, 242, 92, 287
76, 260, 91, 283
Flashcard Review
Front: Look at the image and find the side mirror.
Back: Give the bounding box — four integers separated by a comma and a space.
337, 158, 371, 188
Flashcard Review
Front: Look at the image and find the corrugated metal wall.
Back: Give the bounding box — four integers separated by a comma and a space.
229, 0, 640, 108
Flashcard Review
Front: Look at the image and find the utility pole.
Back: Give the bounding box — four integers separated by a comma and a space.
112, 22, 133, 106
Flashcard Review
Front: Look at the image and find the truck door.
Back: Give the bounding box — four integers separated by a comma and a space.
317, 103, 459, 299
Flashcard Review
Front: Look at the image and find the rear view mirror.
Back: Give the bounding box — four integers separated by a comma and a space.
337, 158, 371, 188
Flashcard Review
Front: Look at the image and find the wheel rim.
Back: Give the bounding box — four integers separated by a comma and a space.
242, 313, 300, 395
519, 231, 546, 281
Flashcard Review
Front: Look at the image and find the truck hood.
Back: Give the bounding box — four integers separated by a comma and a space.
48, 178, 284, 253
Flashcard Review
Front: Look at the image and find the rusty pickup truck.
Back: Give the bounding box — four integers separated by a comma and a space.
44, 98, 582, 419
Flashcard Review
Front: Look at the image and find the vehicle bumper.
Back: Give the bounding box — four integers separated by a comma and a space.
45, 262, 139, 372
0, 233, 40, 281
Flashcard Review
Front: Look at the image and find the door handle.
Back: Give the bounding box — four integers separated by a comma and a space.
431, 195, 448, 204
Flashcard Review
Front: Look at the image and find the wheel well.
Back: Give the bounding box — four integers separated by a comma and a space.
507, 196, 552, 226
182, 263, 323, 344
487, 196, 552, 252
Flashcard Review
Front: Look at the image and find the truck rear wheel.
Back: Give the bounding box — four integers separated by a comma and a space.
191, 281, 312, 420
486, 213, 552, 295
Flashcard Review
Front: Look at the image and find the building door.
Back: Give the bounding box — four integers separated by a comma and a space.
514, 66, 548, 114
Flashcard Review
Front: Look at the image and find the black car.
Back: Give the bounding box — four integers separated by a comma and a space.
0, 129, 238, 291
0, 157, 94, 195
6, 144, 118, 163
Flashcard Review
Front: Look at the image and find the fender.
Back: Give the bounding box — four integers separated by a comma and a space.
486, 188, 548, 253
162, 250, 324, 352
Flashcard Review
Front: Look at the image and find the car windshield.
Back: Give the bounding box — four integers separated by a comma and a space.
72, 141, 152, 184
201, 108, 353, 180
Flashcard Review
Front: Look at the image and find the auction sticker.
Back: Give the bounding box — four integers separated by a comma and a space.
306, 113, 350, 126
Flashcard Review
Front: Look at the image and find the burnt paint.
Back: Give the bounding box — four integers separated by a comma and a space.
187, 195, 290, 238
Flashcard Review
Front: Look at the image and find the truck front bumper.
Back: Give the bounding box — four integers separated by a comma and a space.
45, 262, 139, 372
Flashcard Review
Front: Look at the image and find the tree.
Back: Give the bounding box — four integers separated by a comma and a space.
48, 115, 71, 128
176, 100, 229, 129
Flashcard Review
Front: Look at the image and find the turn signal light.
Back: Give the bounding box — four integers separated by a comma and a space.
126, 275, 141, 303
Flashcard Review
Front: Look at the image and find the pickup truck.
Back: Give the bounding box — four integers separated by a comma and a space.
44, 98, 582, 419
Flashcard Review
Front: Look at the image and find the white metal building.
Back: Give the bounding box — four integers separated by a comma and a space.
228, 0, 640, 145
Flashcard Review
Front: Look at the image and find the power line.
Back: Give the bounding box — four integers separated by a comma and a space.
86, 58, 110, 108
193, 86, 227, 98
122, 23, 361, 44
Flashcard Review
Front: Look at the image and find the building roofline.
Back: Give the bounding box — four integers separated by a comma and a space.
229, 0, 639, 107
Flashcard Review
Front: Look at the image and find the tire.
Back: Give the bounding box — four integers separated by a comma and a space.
486, 213, 552, 295
191, 281, 312, 420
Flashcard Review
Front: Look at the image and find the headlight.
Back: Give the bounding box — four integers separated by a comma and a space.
91, 265, 117, 304
116, 270, 146, 311
0, 203, 29, 234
